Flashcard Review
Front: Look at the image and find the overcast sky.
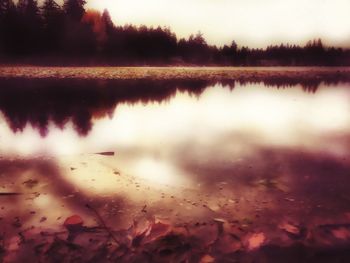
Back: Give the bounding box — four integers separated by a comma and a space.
81, 0, 350, 48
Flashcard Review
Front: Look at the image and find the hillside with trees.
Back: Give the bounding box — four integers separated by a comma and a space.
0, 0, 349, 65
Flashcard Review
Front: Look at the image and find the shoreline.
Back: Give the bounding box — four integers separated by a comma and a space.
0, 66, 350, 81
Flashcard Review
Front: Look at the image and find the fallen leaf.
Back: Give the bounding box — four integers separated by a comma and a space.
63, 215, 84, 228
246, 232, 265, 251
144, 220, 171, 243
332, 227, 350, 240
200, 254, 215, 263
279, 221, 306, 240
280, 222, 299, 234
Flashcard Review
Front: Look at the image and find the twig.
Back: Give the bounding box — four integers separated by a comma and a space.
85, 204, 120, 245
94, 152, 115, 156
0, 193, 22, 196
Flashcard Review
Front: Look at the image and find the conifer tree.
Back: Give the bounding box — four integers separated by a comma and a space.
63, 0, 86, 21
42, 0, 62, 26
42, 0, 64, 53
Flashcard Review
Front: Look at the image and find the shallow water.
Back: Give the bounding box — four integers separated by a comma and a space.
0, 78, 350, 261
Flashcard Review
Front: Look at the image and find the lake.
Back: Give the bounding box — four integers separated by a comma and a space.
0, 68, 350, 262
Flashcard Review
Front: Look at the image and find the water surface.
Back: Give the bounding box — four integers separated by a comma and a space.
0, 78, 350, 261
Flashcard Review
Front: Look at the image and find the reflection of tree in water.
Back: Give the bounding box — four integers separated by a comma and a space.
0, 76, 347, 136
0, 78, 210, 136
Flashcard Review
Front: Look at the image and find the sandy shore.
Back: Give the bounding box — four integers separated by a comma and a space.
0, 66, 350, 81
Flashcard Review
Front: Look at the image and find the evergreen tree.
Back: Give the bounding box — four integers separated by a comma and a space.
17, 0, 40, 20
230, 40, 238, 52
1, 0, 40, 55
0, 0, 13, 53
0, 0, 11, 17
101, 8, 114, 32
63, 0, 86, 21
42, 0, 62, 25
61, 0, 96, 57
42, 0, 64, 53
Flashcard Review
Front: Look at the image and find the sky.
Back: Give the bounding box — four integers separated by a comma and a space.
74, 0, 350, 48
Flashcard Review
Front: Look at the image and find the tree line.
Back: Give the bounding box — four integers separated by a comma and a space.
1, 0, 349, 65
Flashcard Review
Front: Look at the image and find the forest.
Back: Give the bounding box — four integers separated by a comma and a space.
1, 0, 350, 66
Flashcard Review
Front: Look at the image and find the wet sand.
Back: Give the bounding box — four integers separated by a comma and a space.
1, 150, 350, 262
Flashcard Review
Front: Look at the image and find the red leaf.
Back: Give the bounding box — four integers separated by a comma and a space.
63, 215, 84, 227
145, 221, 171, 243
245, 232, 266, 251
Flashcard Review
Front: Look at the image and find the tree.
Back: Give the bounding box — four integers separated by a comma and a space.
42, 0, 64, 53
42, 0, 62, 25
15, 0, 43, 54
0, 0, 11, 17
63, 0, 86, 21
0, 0, 15, 27
193, 31, 206, 46
230, 40, 238, 52
101, 9, 114, 31
0, 0, 15, 54
17, 0, 40, 19
82, 10, 108, 48
61, 0, 96, 57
